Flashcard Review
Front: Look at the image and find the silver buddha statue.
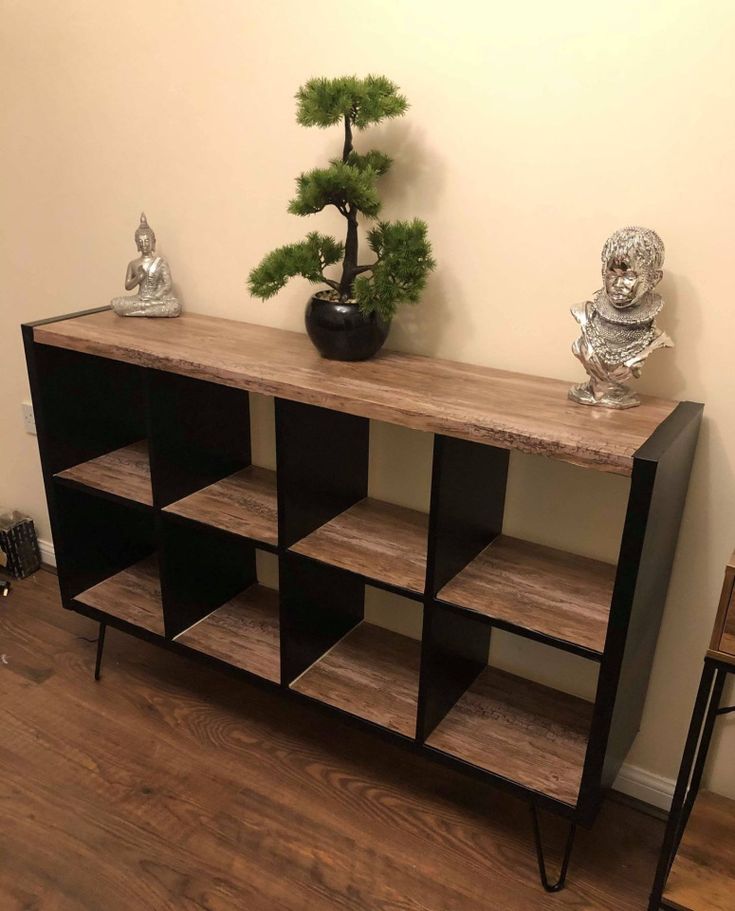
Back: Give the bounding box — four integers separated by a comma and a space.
569, 226, 672, 409
111, 213, 181, 318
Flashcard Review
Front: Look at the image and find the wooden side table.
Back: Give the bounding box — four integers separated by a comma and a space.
649, 551, 735, 910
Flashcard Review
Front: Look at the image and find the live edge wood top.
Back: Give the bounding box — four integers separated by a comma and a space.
34, 310, 680, 476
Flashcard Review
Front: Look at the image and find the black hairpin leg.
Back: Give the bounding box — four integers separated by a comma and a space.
94, 622, 107, 681
530, 804, 577, 893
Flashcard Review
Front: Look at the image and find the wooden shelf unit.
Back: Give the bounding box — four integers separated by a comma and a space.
24, 307, 702, 835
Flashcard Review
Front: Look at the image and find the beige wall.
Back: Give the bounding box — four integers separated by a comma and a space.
2, 0, 734, 800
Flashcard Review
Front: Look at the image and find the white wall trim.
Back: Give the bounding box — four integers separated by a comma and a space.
613, 763, 675, 811
38, 537, 56, 568
35, 539, 678, 810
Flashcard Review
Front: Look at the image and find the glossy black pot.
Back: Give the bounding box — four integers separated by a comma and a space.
305, 294, 390, 361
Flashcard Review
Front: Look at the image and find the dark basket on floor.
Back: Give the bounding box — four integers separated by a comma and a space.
0, 515, 41, 579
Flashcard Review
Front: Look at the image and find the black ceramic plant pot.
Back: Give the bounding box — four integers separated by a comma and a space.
305, 293, 390, 361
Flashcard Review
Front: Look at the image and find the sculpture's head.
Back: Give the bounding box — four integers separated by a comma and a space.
601, 226, 664, 309
135, 212, 156, 255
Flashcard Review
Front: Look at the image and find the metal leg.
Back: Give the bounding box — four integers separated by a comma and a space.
530, 804, 577, 893
648, 660, 720, 910
94, 622, 107, 681
678, 667, 727, 836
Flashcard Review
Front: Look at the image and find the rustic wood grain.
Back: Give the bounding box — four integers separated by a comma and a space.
164, 465, 278, 545
292, 622, 421, 737
707, 551, 735, 667
438, 535, 615, 655
175, 584, 280, 682
426, 666, 593, 805
55, 439, 153, 506
75, 554, 164, 635
291, 497, 428, 594
664, 791, 735, 911
1, 571, 664, 910
34, 310, 679, 475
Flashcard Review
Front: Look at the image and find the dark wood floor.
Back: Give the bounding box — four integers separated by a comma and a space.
0, 570, 664, 910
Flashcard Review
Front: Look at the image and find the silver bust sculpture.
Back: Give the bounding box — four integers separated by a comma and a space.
111, 213, 181, 318
569, 226, 672, 409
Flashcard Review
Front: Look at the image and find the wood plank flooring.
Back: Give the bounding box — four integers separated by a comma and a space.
0, 570, 665, 911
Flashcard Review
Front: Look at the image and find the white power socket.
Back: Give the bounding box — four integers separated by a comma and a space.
22, 402, 36, 435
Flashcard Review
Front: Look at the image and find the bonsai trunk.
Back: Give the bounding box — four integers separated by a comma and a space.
340, 211, 358, 299
338, 113, 358, 300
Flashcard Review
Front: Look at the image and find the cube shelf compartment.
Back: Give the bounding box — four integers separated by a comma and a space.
176, 583, 280, 683
164, 465, 278, 547
292, 622, 421, 737
56, 440, 153, 507
25, 308, 702, 846
291, 497, 428, 595
76, 554, 164, 636
437, 535, 615, 656
426, 666, 593, 805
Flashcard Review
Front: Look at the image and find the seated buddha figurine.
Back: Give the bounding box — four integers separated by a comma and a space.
111, 213, 181, 318
569, 226, 672, 409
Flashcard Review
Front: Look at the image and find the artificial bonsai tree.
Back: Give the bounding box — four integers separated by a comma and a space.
248, 75, 435, 357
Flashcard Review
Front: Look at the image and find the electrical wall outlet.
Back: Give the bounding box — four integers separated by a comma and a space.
22, 402, 36, 435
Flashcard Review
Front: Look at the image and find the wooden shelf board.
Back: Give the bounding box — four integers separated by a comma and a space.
426, 665, 593, 805
175, 583, 280, 683
55, 440, 152, 506
164, 465, 278, 545
438, 535, 615, 655
291, 622, 421, 737
76, 555, 164, 635
34, 310, 680, 475
290, 498, 428, 595
664, 791, 735, 911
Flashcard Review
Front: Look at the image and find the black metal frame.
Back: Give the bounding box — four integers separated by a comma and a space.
23, 309, 703, 893
648, 655, 733, 910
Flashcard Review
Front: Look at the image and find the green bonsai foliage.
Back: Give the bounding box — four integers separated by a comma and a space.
248, 75, 435, 321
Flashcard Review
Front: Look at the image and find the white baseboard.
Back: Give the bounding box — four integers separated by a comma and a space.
34, 539, 677, 810
38, 537, 56, 568
613, 763, 675, 810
